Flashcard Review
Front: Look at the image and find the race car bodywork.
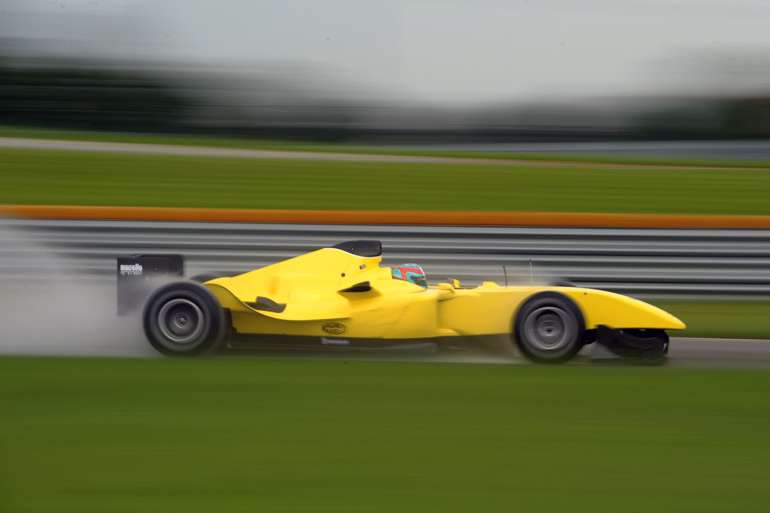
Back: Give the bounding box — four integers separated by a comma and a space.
119, 240, 685, 363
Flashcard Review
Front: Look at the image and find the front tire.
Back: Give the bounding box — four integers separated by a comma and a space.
514, 292, 585, 364
143, 282, 227, 357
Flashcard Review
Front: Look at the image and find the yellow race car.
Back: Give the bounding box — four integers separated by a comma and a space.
117, 240, 685, 363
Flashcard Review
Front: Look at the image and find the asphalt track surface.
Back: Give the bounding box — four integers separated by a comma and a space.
0, 269, 767, 367
1, 279, 768, 368
662, 338, 770, 368
221, 338, 770, 369
0, 136, 763, 171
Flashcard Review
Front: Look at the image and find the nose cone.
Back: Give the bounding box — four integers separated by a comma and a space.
629, 299, 687, 330
564, 289, 687, 331
660, 310, 686, 330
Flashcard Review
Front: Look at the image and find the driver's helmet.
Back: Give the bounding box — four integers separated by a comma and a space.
392, 263, 428, 288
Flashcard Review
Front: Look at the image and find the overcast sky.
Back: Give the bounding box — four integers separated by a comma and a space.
2, 0, 770, 104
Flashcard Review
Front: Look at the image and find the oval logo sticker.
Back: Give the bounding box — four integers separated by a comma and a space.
322, 322, 347, 335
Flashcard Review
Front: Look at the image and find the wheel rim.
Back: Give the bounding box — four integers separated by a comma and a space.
523, 306, 574, 351
157, 298, 205, 345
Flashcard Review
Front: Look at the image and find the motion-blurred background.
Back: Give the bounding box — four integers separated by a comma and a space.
2, 0, 770, 145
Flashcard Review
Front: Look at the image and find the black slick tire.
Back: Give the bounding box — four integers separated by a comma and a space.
143, 282, 227, 357
514, 292, 585, 364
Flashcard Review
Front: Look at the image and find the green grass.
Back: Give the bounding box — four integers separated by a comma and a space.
2, 124, 770, 169
3, 148, 770, 213
1, 356, 769, 513
649, 300, 770, 339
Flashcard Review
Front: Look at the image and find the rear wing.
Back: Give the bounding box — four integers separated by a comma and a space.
117, 254, 183, 315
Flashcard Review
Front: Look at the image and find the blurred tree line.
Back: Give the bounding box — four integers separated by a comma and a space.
0, 61, 188, 133
1, 57, 769, 142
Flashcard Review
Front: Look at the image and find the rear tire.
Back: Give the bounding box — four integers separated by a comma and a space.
143, 282, 227, 357
514, 292, 585, 364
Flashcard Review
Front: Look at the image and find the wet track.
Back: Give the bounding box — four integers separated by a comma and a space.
665, 338, 770, 368
1, 278, 767, 367
221, 337, 770, 369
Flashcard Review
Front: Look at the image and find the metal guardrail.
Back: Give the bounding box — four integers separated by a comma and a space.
1, 218, 769, 298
